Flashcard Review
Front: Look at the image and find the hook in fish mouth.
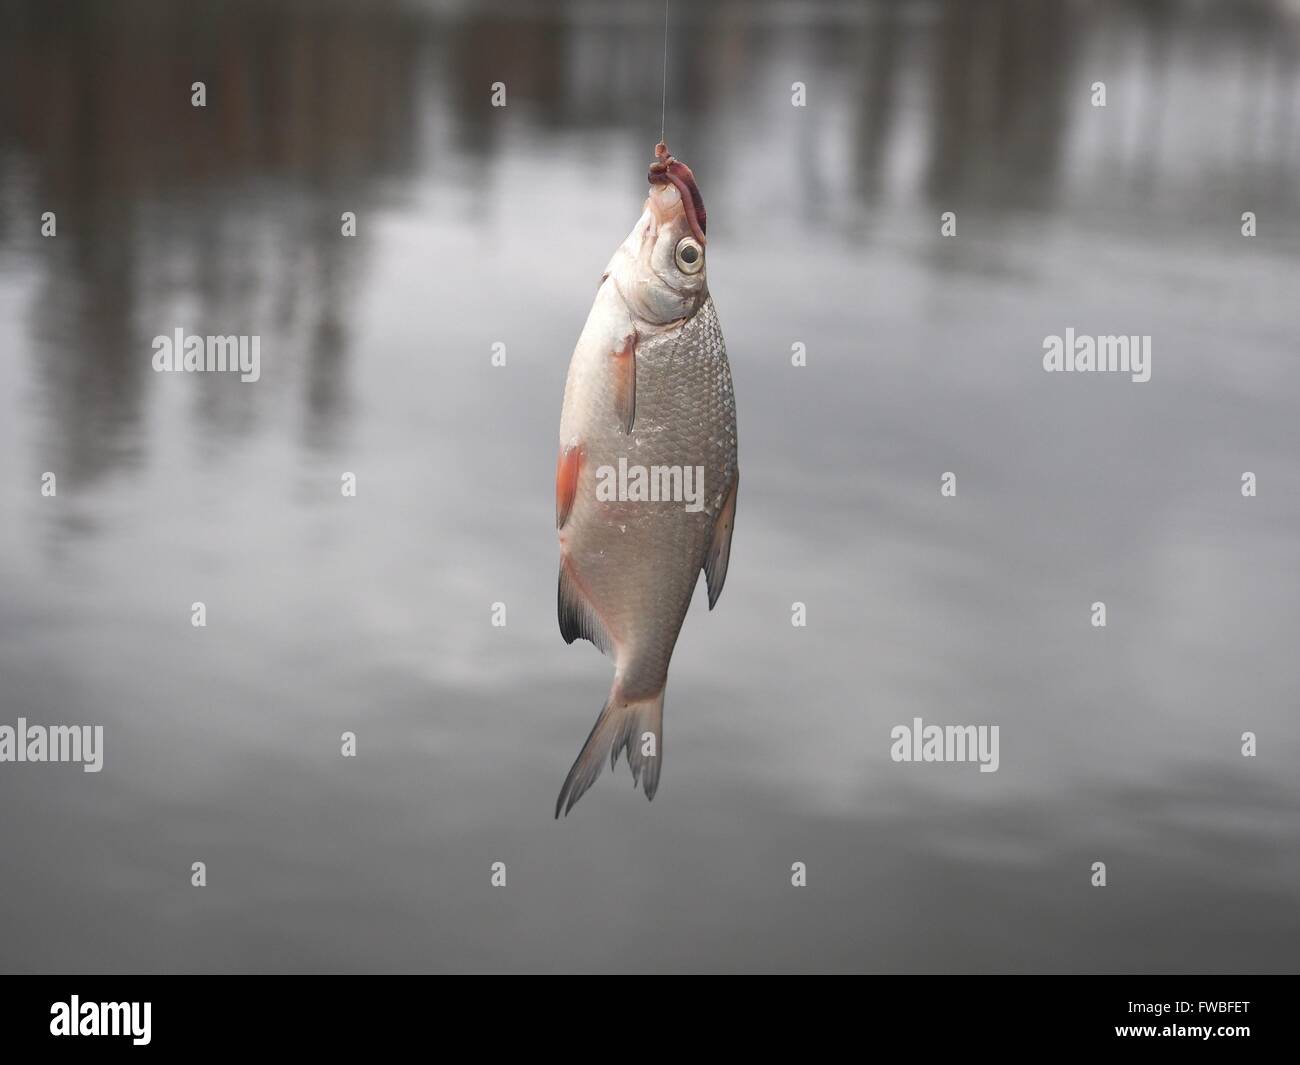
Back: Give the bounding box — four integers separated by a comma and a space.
648, 140, 707, 244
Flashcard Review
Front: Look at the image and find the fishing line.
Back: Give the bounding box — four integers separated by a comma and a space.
660, 0, 669, 143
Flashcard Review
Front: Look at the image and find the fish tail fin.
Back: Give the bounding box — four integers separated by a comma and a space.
554, 683, 665, 818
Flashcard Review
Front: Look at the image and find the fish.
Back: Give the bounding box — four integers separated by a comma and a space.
553, 141, 739, 817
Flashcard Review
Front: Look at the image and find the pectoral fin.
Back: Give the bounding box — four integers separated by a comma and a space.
611, 331, 637, 434
703, 474, 738, 609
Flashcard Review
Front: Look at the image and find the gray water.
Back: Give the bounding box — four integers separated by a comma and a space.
1, 0, 1297, 973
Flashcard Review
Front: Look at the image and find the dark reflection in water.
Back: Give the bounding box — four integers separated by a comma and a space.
0, 0, 1298, 972
926, 0, 1074, 207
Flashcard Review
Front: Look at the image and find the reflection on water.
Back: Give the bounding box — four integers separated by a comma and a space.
1, 0, 1298, 972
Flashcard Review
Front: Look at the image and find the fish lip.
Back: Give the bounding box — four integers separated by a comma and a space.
648, 142, 707, 245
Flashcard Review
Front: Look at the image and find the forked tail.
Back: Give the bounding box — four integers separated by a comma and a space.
554, 683, 665, 817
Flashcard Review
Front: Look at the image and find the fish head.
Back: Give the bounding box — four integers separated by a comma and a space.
605, 142, 709, 326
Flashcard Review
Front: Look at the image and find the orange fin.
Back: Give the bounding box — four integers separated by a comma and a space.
611, 331, 637, 434
555, 444, 583, 529
703, 474, 738, 609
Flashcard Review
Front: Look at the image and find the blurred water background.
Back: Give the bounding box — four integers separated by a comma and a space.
0, 0, 1298, 972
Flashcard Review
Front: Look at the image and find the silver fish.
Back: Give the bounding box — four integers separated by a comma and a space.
554, 142, 739, 816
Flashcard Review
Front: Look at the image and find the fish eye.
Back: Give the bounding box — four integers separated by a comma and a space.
674, 237, 704, 274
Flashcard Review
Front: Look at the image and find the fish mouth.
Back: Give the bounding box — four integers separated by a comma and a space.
648, 141, 707, 245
